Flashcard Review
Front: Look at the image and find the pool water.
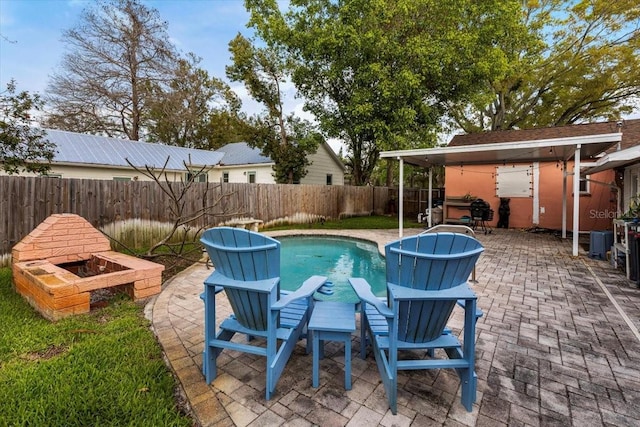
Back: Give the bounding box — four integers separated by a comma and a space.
278, 236, 386, 303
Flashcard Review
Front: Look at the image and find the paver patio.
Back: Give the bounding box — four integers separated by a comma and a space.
147, 228, 640, 426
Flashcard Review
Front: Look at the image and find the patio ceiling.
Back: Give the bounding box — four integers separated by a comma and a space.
380, 133, 622, 168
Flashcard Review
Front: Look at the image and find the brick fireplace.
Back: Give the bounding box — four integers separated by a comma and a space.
12, 214, 164, 321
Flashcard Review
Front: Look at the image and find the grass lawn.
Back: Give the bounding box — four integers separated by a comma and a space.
0, 269, 192, 427
266, 214, 423, 230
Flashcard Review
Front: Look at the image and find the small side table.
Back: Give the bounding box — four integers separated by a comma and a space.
308, 301, 356, 390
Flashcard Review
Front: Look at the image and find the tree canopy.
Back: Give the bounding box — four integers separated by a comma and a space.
44, 0, 178, 141
0, 80, 56, 175
227, 33, 322, 184
145, 54, 244, 149
448, 0, 640, 132
244, 0, 526, 185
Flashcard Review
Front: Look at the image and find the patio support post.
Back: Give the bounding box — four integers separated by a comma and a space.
428, 167, 433, 227
398, 157, 404, 238
562, 161, 567, 239
573, 146, 581, 256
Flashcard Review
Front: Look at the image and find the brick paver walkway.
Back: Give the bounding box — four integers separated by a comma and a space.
148, 229, 640, 426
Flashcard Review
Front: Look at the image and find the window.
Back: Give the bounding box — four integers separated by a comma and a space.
579, 175, 590, 194
42, 173, 62, 178
185, 171, 207, 182
247, 171, 256, 184
113, 177, 131, 182
326, 174, 333, 185
222, 172, 229, 183
630, 168, 640, 199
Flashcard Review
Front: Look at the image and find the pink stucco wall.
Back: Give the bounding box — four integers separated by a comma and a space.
444, 163, 617, 231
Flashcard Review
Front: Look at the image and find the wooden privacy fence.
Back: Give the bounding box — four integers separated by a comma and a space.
1, 176, 391, 256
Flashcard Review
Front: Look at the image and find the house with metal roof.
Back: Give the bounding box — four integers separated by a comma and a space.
213, 142, 275, 184
214, 141, 345, 185
1, 129, 225, 182
3, 129, 345, 185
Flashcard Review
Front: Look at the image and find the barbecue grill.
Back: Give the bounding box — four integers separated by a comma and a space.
469, 199, 493, 235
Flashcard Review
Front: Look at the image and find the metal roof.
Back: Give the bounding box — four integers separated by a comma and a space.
217, 142, 273, 166
380, 133, 622, 168
44, 129, 224, 171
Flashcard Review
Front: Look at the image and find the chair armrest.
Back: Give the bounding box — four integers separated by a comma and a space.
388, 282, 477, 301
272, 275, 327, 310
199, 285, 224, 302
204, 271, 278, 292
349, 278, 394, 318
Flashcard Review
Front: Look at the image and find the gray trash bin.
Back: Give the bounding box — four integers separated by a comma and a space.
431, 207, 443, 225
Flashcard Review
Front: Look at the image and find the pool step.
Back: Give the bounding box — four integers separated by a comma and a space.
317, 281, 334, 295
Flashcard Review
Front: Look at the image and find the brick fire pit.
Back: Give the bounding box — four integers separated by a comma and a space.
12, 214, 164, 321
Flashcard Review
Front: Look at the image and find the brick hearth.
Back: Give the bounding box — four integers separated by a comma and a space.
12, 214, 164, 321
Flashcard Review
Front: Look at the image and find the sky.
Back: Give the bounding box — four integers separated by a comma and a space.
0, 0, 328, 148
1, 0, 638, 152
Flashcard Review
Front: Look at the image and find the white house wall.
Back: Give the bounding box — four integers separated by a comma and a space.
211, 164, 276, 184
0, 164, 187, 182
300, 144, 345, 185
624, 164, 640, 211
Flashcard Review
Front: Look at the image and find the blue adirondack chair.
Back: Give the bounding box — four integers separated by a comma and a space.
200, 227, 327, 400
349, 232, 484, 414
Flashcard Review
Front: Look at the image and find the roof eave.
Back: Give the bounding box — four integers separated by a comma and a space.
582, 144, 640, 175
49, 160, 211, 173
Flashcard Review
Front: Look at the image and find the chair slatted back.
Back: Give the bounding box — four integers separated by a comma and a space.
201, 227, 280, 331
202, 227, 280, 281
385, 232, 483, 343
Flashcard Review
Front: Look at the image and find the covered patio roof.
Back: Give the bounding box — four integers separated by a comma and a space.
380, 133, 621, 168
582, 144, 640, 175
381, 132, 623, 257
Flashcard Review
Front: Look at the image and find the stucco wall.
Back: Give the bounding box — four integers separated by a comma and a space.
444, 162, 617, 231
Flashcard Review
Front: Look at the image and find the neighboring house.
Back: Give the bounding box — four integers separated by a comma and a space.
214, 141, 345, 185
582, 120, 640, 214
1, 129, 224, 182
213, 142, 275, 184
300, 142, 345, 186
2, 129, 345, 185
443, 119, 640, 231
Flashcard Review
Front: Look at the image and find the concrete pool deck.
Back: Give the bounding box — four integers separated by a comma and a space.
147, 228, 640, 426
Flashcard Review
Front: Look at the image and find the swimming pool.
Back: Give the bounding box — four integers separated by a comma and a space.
278, 235, 386, 303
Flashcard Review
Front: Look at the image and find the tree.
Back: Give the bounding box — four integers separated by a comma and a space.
145, 54, 245, 149
449, 0, 640, 132
0, 80, 56, 175
226, 33, 322, 184
44, 0, 178, 140
100, 158, 241, 277
245, 0, 524, 185
205, 109, 255, 149
245, 115, 324, 183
